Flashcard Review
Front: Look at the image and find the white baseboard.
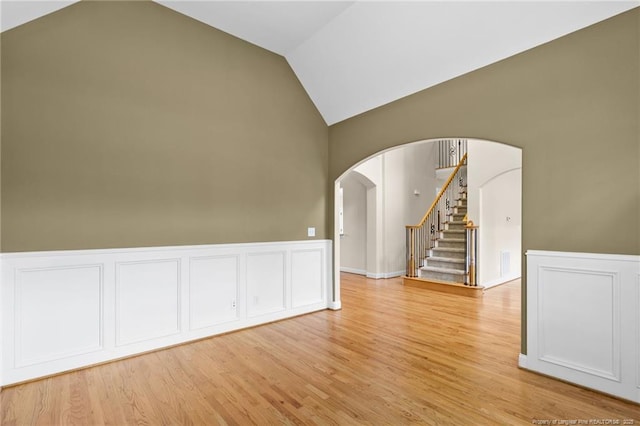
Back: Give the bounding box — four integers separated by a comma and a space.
1, 240, 332, 386
365, 271, 405, 279
328, 301, 342, 310
518, 353, 528, 369
340, 266, 366, 276
341, 268, 404, 280
482, 274, 521, 289
526, 250, 640, 403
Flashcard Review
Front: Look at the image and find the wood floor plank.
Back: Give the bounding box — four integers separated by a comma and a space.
2, 273, 639, 425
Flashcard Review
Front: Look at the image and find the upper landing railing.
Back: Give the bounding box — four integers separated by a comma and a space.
438, 139, 467, 169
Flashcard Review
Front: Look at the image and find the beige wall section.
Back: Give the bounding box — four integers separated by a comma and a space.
1, 1, 328, 252
330, 8, 639, 256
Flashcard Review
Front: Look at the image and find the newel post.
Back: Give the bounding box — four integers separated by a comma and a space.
406, 226, 417, 277
465, 221, 479, 286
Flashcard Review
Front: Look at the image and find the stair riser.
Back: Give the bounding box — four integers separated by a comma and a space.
440, 231, 465, 239
431, 249, 465, 259
436, 240, 466, 249
445, 223, 465, 231
453, 207, 467, 214
419, 269, 466, 283
425, 259, 465, 270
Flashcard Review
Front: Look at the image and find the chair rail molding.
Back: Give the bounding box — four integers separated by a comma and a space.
525, 250, 640, 403
0, 240, 333, 386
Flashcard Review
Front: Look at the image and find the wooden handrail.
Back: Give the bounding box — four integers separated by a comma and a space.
407, 153, 467, 229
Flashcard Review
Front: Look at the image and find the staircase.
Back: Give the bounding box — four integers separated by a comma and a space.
418, 189, 467, 283
404, 146, 480, 297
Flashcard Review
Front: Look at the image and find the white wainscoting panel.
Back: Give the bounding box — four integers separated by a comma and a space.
291, 249, 324, 308
17, 265, 103, 367
189, 256, 239, 330
247, 252, 286, 317
116, 260, 181, 346
538, 267, 619, 381
0, 240, 332, 386
526, 250, 640, 403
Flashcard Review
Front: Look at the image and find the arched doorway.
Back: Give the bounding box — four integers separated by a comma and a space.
332, 138, 522, 305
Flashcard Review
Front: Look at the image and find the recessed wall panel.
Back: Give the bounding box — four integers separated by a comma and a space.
16, 265, 103, 366
637, 273, 640, 390
189, 256, 239, 329
538, 267, 619, 380
247, 252, 285, 317
291, 249, 323, 307
116, 260, 180, 346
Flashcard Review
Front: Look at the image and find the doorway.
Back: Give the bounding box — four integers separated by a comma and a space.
333, 138, 522, 305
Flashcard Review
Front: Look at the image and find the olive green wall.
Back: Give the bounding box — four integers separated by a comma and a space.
1, 1, 328, 252
329, 9, 640, 353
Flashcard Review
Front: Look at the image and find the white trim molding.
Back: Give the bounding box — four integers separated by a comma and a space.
339, 268, 403, 279
365, 271, 405, 279
366, 272, 384, 279
340, 266, 366, 276
328, 301, 342, 310
518, 353, 528, 369
525, 250, 640, 403
383, 270, 405, 279
1, 240, 333, 386
482, 274, 520, 289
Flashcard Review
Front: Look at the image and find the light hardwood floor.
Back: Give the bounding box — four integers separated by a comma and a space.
1, 273, 639, 425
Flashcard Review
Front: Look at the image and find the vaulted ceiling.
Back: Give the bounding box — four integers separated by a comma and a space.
2, 1, 638, 124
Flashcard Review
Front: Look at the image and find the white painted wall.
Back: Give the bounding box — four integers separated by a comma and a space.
340, 141, 439, 278
467, 140, 521, 220
365, 185, 383, 278
468, 140, 522, 287
340, 173, 367, 274
382, 143, 439, 275
479, 169, 522, 286
354, 155, 383, 187
354, 156, 384, 278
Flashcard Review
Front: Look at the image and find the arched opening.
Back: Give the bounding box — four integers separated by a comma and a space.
332, 138, 522, 305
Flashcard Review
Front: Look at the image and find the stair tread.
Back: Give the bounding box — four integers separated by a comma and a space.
437, 238, 466, 243
420, 265, 466, 274
432, 247, 465, 252
442, 229, 465, 233
426, 256, 465, 263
